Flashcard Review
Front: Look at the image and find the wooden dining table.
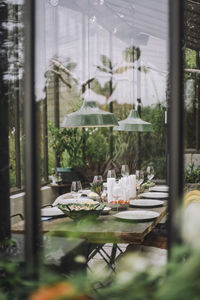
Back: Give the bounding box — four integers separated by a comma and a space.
12, 203, 167, 245
11, 199, 167, 270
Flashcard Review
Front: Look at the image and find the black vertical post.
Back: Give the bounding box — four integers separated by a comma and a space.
14, 4, 21, 188
54, 68, 60, 167
24, 0, 42, 274
109, 79, 113, 159
43, 87, 48, 182
168, 0, 184, 256
196, 51, 200, 150
0, 0, 10, 242
136, 47, 141, 170
82, 14, 86, 165
109, 32, 113, 159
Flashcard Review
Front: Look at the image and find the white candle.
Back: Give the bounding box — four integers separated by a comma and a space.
129, 175, 136, 199
107, 178, 116, 203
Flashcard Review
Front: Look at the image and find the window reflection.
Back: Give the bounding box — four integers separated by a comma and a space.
35, 0, 168, 181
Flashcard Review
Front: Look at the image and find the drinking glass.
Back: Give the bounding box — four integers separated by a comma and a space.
93, 175, 103, 183
121, 165, 129, 177
136, 170, 144, 189
146, 166, 155, 181
107, 169, 116, 179
71, 181, 82, 199
112, 182, 121, 211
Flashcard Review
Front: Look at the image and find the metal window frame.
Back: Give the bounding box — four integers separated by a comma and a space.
21, 0, 185, 267
0, 0, 11, 241
24, 0, 42, 273
168, 0, 184, 255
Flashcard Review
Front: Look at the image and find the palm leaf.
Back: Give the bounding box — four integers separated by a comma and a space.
97, 65, 111, 73
100, 54, 112, 70
124, 47, 140, 63
114, 65, 133, 74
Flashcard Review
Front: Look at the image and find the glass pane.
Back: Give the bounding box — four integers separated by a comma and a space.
184, 2, 200, 192
35, 0, 168, 184
8, 2, 24, 191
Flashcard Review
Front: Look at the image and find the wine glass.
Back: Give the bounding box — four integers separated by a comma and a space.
93, 175, 103, 183
136, 170, 144, 190
121, 165, 129, 177
146, 166, 155, 181
112, 182, 121, 211
107, 169, 116, 179
71, 181, 82, 199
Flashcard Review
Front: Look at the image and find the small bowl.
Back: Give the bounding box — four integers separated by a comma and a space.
58, 203, 105, 221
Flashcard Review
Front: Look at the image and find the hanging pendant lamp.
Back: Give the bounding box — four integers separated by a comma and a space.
62, 90, 118, 128
113, 109, 153, 132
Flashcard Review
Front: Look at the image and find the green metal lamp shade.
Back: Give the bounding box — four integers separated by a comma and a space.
62, 101, 118, 128
114, 109, 153, 132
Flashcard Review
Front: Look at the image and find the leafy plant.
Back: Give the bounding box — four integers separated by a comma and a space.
91, 54, 132, 101
112, 102, 167, 178
48, 122, 88, 169
185, 163, 200, 183
90, 178, 104, 200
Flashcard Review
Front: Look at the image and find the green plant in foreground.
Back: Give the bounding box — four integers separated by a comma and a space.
1, 244, 200, 300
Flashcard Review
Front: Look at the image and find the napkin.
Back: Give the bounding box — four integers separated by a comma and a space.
107, 178, 116, 203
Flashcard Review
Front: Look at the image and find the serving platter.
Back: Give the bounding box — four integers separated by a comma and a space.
129, 199, 164, 207
114, 210, 159, 221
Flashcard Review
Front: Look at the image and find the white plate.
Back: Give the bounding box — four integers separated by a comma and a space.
149, 185, 169, 192
139, 192, 169, 199
41, 206, 64, 217
130, 199, 164, 207
114, 210, 160, 221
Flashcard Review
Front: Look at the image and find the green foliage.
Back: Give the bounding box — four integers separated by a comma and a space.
48, 122, 87, 168
184, 48, 197, 81
90, 178, 104, 197
92, 54, 132, 101
185, 163, 200, 183
48, 123, 110, 176
141, 103, 167, 178
1, 241, 200, 300
113, 102, 167, 178
124, 46, 141, 63
91, 79, 117, 100
86, 128, 110, 172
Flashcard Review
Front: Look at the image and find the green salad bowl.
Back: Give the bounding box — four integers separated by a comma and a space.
58, 203, 105, 221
